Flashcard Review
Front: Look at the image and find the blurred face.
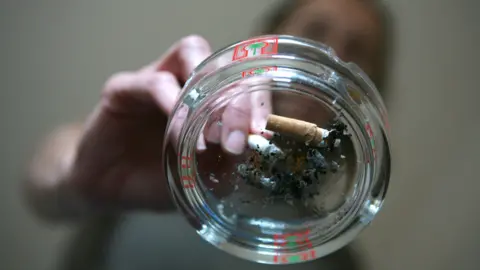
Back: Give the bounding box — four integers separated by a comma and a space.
269, 0, 385, 126
277, 0, 383, 79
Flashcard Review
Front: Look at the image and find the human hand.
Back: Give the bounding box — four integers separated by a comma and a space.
66, 35, 212, 211
67, 36, 272, 213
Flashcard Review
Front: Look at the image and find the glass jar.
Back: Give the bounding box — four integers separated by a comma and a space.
163, 35, 391, 265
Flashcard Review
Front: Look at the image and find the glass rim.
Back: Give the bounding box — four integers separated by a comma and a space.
165, 35, 391, 265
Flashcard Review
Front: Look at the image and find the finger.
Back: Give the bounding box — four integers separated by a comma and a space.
204, 109, 224, 144
202, 82, 238, 144
149, 72, 182, 115
168, 103, 189, 152
221, 92, 251, 155
143, 35, 212, 83
103, 71, 182, 115
203, 83, 241, 144
204, 77, 274, 144
104, 71, 205, 152
167, 103, 207, 152
250, 90, 272, 135
240, 76, 274, 138
197, 130, 207, 151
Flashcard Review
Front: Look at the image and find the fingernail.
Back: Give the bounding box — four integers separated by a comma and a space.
226, 130, 246, 155
197, 134, 207, 151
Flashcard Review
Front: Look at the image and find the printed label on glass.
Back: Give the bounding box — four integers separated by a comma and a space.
241, 66, 277, 78
365, 122, 376, 161
232, 37, 279, 61
273, 230, 315, 264
180, 155, 195, 188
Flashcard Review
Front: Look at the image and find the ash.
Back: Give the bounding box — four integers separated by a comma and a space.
237, 120, 349, 204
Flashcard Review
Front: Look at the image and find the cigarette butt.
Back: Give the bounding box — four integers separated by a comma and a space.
247, 134, 283, 155
266, 114, 329, 145
247, 134, 271, 152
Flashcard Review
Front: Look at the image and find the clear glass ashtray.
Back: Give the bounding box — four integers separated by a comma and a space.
163, 35, 391, 264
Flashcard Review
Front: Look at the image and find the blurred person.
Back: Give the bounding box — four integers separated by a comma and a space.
24, 0, 392, 269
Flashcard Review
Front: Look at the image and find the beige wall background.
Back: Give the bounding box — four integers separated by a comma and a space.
1, 0, 479, 269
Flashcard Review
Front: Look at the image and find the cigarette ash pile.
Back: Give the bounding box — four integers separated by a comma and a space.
237, 120, 350, 204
